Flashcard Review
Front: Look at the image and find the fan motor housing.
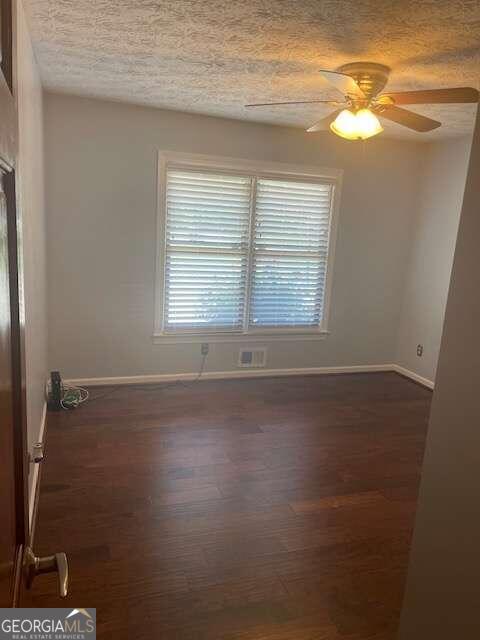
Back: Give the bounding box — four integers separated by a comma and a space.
337, 62, 391, 100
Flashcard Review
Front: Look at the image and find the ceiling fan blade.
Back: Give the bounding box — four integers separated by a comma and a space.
318, 70, 365, 100
379, 87, 479, 105
245, 100, 343, 107
375, 105, 441, 132
307, 110, 342, 133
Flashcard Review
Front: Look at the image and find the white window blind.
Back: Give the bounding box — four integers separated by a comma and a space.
249, 179, 333, 328
164, 170, 251, 332
162, 165, 336, 335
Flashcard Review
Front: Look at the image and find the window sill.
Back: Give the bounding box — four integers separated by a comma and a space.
153, 331, 330, 345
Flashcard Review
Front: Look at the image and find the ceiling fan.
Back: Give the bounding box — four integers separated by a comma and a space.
245, 62, 479, 140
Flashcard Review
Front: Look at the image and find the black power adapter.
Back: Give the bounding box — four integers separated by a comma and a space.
47, 371, 62, 411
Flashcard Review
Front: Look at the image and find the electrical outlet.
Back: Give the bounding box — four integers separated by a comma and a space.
417, 344, 423, 357
201, 343, 209, 355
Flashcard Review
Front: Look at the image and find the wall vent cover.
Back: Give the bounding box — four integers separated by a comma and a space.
238, 347, 267, 368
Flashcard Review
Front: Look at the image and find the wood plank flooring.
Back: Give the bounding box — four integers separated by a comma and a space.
24, 372, 431, 639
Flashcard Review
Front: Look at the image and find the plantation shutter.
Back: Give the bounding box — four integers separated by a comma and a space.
249, 178, 334, 328
164, 169, 251, 332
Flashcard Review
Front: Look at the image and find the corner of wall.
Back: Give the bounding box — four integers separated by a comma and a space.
394, 137, 472, 384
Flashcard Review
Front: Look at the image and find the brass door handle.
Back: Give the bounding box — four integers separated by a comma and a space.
24, 547, 69, 597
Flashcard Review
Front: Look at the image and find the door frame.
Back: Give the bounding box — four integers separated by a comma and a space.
6, 169, 29, 606
1, 0, 30, 606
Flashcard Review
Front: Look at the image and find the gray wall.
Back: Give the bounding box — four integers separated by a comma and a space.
396, 137, 471, 382
16, 0, 47, 507
44, 92, 427, 379
399, 108, 480, 638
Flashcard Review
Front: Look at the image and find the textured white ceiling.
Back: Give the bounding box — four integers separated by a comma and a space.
23, 0, 480, 140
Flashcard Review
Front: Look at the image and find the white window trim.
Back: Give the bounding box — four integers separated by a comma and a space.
153, 150, 343, 344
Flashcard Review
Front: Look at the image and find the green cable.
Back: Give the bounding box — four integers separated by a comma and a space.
61, 388, 83, 409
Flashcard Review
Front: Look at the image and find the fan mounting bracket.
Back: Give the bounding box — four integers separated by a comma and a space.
337, 62, 391, 100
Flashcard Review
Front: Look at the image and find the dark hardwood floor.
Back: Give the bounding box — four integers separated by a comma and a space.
24, 372, 431, 639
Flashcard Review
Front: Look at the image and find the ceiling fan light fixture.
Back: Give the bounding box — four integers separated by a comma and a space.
330, 109, 360, 140
330, 108, 383, 140
355, 108, 383, 139
247, 61, 479, 137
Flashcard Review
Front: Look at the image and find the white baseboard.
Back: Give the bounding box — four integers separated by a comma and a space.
66, 364, 396, 388
67, 363, 435, 390
392, 364, 434, 390
29, 401, 47, 531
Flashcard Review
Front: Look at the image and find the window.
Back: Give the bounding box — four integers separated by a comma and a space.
156, 153, 341, 339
